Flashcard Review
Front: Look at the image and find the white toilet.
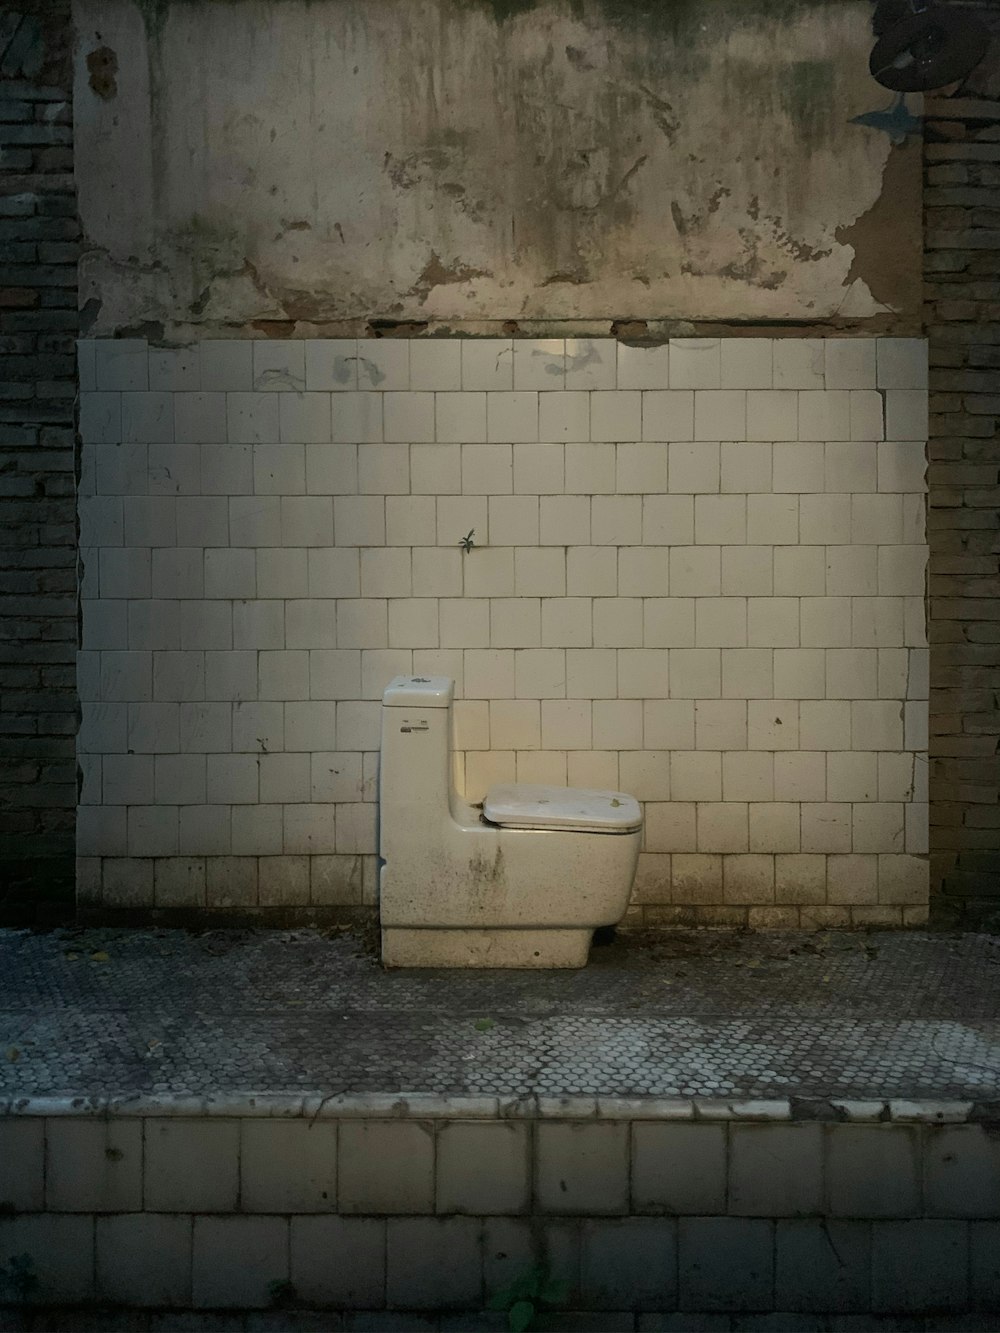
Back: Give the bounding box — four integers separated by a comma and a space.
378, 675, 642, 968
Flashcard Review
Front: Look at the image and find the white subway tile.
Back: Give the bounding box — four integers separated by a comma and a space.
877, 339, 927, 390
254, 443, 306, 495
489, 496, 539, 547
593, 597, 643, 648
515, 339, 565, 389
487, 391, 538, 442
642, 389, 694, 441
410, 340, 461, 390
514, 648, 565, 697
849, 391, 884, 442
644, 699, 695, 749
232, 600, 284, 649
852, 597, 905, 648
799, 494, 851, 545
200, 446, 252, 496
695, 699, 747, 750
334, 496, 386, 546
175, 393, 228, 445
670, 547, 720, 598
877, 440, 926, 493
462, 339, 513, 390
411, 442, 461, 495
723, 752, 774, 801
592, 699, 642, 750
310, 649, 362, 700
281, 495, 333, 546
798, 390, 850, 441
851, 493, 902, 545
360, 548, 412, 598
336, 599, 388, 648
227, 393, 280, 444
356, 339, 408, 390
825, 340, 876, 390
305, 339, 357, 391
773, 752, 826, 802
721, 442, 771, 494
695, 495, 746, 545
643, 494, 693, 547
878, 545, 926, 596
721, 339, 772, 389
121, 392, 174, 445
884, 390, 928, 441
206, 651, 258, 702
565, 441, 616, 492
616, 442, 668, 495
590, 390, 641, 442
800, 803, 851, 853
96, 339, 148, 391
384, 392, 435, 443
180, 601, 233, 651
388, 598, 439, 648
229, 496, 282, 546
566, 647, 617, 698
591, 494, 642, 545
80, 393, 122, 445
538, 390, 589, 442
800, 597, 852, 648
569, 750, 620, 790
464, 648, 515, 697
463, 443, 513, 494
540, 495, 591, 545
749, 803, 799, 853
618, 647, 668, 698
465, 750, 516, 799
620, 750, 670, 800
358, 442, 409, 494
540, 698, 593, 750
696, 597, 747, 648
773, 339, 824, 390
747, 494, 797, 546
491, 597, 541, 647
698, 802, 748, 852
694, 390, 746, 441
513, 442, 564, 493
772, 648, 825, 699
618, 546, 668, 597
669, 442, 720, 494
440, 600, 490, 648
335, 700, 381, 750
747, 699, 798, 749
436, 392, 487, 443
490, 699, 541, 749
331, 393, 384, 444
721, 648, 773, 699
825, 546, 876, 597
360, 648, 414, 699
746, 390, 797, 442
465, 546, 515, 596
385, 495, 437, 546
826, 441, 876, 493
851, 700, 904, 750
722, 546, 772, 596
828, 752, 878, 802
259, 651, 309, 701
772, 441, 824, 493
618, 343, 670, 390
279, 393, 332, 444
671, 751, 722, 800
565, 338, 616, 390
307, 548, 358, 600
669, 648, 721, 699
670, 338, 721, 389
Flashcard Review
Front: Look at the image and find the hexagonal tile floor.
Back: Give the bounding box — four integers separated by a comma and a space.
2, 927, 999, 1100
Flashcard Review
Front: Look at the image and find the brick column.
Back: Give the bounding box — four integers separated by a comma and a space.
925, 53, 1000, 922
0, 4, 77, 922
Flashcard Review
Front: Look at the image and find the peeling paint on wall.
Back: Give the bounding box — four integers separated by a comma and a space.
72, 0, 923, 338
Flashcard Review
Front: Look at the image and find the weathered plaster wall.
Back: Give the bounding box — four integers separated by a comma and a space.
71, 0, 922, 340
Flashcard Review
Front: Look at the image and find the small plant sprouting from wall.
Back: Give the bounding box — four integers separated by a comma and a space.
487, 1263, 570, 1332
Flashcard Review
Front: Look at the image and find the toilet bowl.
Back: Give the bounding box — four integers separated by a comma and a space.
378, 675, 642, 968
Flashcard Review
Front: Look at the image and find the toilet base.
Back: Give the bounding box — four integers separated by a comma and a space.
381, 927, 593, 969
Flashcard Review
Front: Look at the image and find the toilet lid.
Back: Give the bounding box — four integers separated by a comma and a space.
483, 784, 642, 833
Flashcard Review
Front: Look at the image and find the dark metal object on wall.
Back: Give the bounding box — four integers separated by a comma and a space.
869, 1, 990, 92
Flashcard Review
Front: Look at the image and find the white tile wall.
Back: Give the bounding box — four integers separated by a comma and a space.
77, 338, 929, 922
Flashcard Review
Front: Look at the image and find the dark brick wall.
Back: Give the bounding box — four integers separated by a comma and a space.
0, 3, 77, 921
926, 10, 1000, 924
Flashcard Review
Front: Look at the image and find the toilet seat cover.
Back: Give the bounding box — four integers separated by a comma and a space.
483, 784, 642, 833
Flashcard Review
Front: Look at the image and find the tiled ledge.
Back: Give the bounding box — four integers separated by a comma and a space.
0, 1093, 991, 1123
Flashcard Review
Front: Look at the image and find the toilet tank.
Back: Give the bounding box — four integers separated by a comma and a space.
379, 677, 455, 858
